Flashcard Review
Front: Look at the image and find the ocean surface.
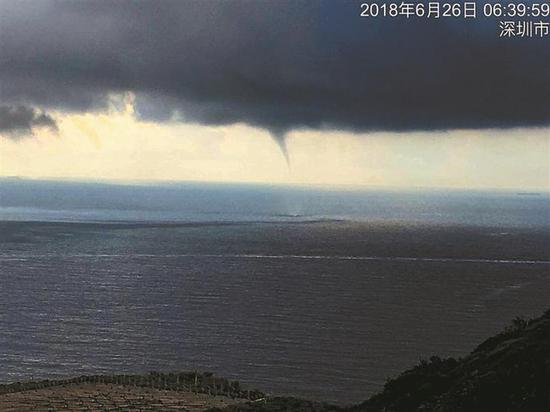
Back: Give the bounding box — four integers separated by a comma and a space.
0, 179, 549, 404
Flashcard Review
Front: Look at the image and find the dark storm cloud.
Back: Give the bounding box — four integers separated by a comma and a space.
0, 105, 58, 137
0, 0, 548, 136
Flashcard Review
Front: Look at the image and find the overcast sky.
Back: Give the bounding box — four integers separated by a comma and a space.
0, 0, 548, 189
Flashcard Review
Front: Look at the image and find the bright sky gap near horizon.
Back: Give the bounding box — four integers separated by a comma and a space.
0, 1, 549, 190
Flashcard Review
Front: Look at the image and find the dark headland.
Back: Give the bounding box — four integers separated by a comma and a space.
1, 309, 549, 412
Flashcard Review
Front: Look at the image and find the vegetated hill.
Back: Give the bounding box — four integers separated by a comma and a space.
212, 309, 550, 412
349, 309, 550, 412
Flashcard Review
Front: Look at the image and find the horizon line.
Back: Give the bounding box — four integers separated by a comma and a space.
0, 175, 549, 194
